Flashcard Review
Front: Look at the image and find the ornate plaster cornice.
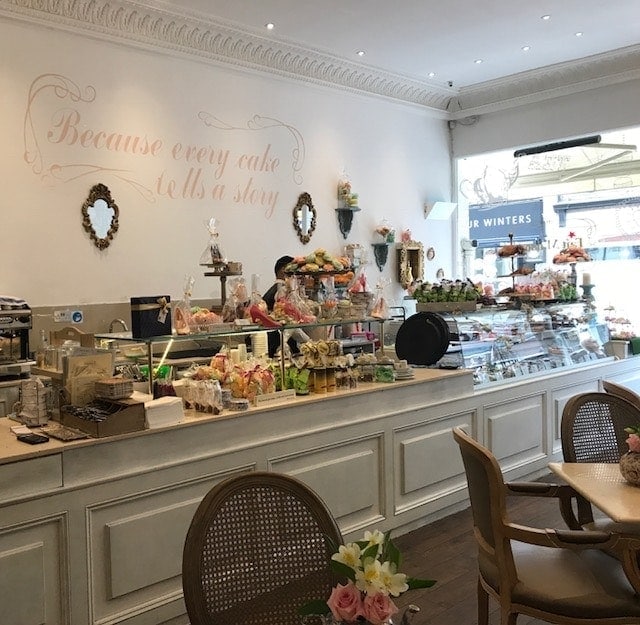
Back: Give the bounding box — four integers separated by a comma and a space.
0, 0, 455, 113
1, 0, 639, 118
448, 45, 640, 119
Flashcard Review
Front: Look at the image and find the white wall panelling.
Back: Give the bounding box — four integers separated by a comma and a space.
3, 361, 640, 624
0, 515, 68, 625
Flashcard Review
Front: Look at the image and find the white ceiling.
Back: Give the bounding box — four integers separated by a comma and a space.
3, 0, 639, 115
157, 0, 640, 89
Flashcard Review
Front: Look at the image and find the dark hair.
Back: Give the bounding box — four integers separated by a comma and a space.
274, 255, 294, 275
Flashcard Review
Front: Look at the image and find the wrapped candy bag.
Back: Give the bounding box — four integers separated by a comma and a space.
199, 217, 227, 266
174, 275, 195, 335
243, 364, 276, 402
349, 268, 374, 316
348, 269, 368, 294
221, 277, 249, 322
249, 274, 267, 311
371, 277, 391, 319
246, 273, 278, 327
319, 276, 338, 319
272, 277, 316, 324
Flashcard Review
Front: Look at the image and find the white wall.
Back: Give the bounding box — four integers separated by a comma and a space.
451, 78, 640, 158
0, 18, 453, 309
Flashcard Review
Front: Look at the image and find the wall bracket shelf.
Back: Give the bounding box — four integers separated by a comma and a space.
335, 206, 360, 239
372, 242, 389, 271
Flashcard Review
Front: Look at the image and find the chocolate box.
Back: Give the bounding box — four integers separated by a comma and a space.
130, 296, 172, 338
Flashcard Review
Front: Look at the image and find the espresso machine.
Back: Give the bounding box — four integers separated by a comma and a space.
0, 297, 33, 416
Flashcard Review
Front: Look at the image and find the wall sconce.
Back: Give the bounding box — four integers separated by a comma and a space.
371, 242, 389, 271
335, 206, 361, 239
423, 201, 457, 220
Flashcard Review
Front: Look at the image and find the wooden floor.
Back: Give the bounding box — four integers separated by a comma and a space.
392, 475, 567, 625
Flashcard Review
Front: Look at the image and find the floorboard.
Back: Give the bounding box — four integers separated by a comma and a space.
391, 475, 569, 625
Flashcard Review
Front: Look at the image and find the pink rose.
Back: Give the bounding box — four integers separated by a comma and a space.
628, 433, 640, 453
327, 581, 364, 623
362, 592, 398, 625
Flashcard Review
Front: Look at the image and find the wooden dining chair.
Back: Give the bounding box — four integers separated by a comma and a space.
182, 471, 343, 625
603, 379, 640, 407
453, 426, 640, 625
560, 391, 640, 529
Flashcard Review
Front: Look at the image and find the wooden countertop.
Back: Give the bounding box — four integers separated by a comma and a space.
0, 367, 473, 466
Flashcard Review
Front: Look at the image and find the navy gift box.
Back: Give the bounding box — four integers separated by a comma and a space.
130, 296, 172, 338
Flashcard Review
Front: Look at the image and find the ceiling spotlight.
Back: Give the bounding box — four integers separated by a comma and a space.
541, 14, 551, 20
428, 72, 436, 78
356, 50, 365, 57
474, 59, 483, 64
575, 31, 583, 37
522, 45, 531, 52
265, 22, 275, 30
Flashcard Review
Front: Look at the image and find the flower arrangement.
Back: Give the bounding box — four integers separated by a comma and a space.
300, 530, 435, 625
624, 425, 640, 453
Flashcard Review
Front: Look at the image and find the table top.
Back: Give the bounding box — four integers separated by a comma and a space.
548, 462, 640, 525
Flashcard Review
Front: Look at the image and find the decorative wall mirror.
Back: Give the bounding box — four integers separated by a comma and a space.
397, 240, 424, 288
82, 183, 119, 250
292, 192, 316, 244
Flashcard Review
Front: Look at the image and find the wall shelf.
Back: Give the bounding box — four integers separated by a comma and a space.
335, 206, 361, 239
372, 242, 389, 271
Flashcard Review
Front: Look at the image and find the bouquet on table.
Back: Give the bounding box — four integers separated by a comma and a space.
300, 530, 435, 625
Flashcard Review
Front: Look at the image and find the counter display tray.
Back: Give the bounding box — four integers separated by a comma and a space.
416, 301, 477, 313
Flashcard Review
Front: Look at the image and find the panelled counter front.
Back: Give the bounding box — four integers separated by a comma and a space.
3, 356, 640, 625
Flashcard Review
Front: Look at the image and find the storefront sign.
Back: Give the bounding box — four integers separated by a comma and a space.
468, 199, 544, 247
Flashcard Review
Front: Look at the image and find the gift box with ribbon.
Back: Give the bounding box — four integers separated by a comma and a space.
130, 296, 172, 338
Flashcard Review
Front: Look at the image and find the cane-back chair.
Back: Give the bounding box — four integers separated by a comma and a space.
182, 471, 342, 625
603, 379, 640, 408
453, 426, 640, 625
560, 391, 640, 529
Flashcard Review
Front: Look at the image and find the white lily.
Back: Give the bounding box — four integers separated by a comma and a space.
355, 558, 386, 595
380, 560, 408, 597
363, 529, 385, 555
331, 542, 362, 570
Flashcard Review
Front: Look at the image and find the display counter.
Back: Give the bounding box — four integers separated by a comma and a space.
435, 301, 609, 385
5, 325, 640, 625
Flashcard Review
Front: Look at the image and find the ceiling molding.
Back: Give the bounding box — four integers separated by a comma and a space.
448, 45, 640, 118
2, 0, 639, 118
0, 0, 454, 112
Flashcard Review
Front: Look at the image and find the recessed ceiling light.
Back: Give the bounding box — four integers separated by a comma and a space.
541, 14, 551, 20
265, 22, 275, 30
356, 50, 365, 57
427, 72, 436, 78
522, 45, 531, 52
575, 31, 584, 37
474, 59, 483, 64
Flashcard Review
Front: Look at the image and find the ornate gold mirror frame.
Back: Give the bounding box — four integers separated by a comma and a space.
82, 183, 119, 250
397, 240, 424, 288
292, 191, 317, 244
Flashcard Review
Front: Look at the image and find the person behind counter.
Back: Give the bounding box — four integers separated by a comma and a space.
263, 255, 293, 311
263, 255, 310, 357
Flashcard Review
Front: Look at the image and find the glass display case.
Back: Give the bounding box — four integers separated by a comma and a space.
97, 316, 386, 393
436, 302, 609, 386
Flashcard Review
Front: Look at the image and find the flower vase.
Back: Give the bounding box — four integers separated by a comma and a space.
302, 616, 394, 625
619, 452, 640, 486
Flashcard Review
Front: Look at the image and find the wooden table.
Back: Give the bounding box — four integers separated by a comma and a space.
549, 462, 640, 525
